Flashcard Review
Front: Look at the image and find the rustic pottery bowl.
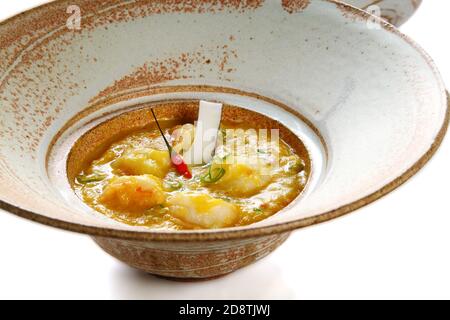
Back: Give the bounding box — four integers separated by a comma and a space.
0, 0, 447, 280
345, 0, 422, 26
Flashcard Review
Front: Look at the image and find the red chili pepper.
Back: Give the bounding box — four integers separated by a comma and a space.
170, 151, 193, 179
151, 109, 192, 179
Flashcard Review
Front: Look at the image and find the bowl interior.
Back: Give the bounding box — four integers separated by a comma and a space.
0, 0, 446, 239
56, 99, 316, 226
64, 101, 313, 185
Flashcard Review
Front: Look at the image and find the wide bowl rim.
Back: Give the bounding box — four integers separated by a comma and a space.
0, 0, 448, 241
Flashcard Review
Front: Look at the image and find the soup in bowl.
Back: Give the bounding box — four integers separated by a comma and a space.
69, 102, 312, 230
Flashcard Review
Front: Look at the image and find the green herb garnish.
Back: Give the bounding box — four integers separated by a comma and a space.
77, 173, 107, 184
289, 160, 305, 173
163, 180, 183, 191
201, 166, 226, 184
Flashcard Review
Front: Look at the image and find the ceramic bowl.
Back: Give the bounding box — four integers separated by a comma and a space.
345, 0, 422, 26
0, 0, 447, 280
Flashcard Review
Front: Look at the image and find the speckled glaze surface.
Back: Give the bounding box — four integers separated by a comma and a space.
345, 0, 422, 26
0, 0, 447, 279
94, 233, 290, 279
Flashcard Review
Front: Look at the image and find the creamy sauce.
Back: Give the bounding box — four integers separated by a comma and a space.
74, 121, 309, 230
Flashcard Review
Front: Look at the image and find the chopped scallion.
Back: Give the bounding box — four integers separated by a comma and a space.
77, 173, 107, 184
201, 167, 226, 184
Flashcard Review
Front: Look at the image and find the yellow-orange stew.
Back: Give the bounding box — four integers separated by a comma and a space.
74, 121, 310, 230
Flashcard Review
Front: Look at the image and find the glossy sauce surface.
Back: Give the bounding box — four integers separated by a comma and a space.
74, 121, 310, 230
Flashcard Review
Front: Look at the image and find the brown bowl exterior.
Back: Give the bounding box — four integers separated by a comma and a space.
94, 233, 290, 279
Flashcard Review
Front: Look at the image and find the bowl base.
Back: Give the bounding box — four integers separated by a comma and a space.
93, 232, 290, 279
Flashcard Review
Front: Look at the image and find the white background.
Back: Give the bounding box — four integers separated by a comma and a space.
0, 1, 449, 300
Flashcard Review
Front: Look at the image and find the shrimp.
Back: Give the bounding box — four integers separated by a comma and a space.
111, 148, 171, 178
100, 175, 166, 213
171, 123, 195, 154
167, 193, 239, 229
206, 155, 273, 197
